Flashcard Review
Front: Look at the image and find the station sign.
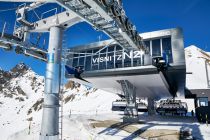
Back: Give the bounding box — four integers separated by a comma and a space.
92, 50, 144, 64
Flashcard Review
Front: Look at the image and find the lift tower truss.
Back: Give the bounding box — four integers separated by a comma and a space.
55, 0, 145, 51
0, 1, 147, 139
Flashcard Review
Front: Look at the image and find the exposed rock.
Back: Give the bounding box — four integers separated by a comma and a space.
27, 98, 44, 115
16, 86, 26, 96
15, 97, 25, 102
10, 62, 29, 77
64, 94, 75, 103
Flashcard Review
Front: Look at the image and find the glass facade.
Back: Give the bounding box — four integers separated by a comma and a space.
69, 36, 173, 71
152, 39, 161, 56
197, 97, 208, 107
162, 37, 173, 63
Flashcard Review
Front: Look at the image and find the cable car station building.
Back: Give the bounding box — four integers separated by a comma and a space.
66, 28, 186, 121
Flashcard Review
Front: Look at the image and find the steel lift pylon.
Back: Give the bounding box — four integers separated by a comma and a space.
0, 1, 148, 139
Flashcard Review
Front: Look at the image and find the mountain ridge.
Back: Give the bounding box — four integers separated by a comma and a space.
0, 62, 119, 139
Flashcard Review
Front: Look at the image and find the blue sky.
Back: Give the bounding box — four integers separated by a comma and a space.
0, 0, 210, 75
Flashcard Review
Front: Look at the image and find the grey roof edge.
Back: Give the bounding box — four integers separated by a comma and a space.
68, 27, 182, 51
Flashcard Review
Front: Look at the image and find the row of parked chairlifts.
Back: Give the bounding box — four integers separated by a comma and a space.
156, 99, 188, 115
112, 98, 188, 115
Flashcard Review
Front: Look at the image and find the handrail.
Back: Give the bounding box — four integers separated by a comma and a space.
41, 8, 57, 19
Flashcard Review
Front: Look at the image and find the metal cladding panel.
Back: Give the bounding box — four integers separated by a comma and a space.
141, 29, 171, 39
68, 39, 116, 52
171, 28, 185, 65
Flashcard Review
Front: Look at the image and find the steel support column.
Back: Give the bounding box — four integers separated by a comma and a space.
147, 98, 155, 115
118, 80, 138, 123
40, 26, 63, 140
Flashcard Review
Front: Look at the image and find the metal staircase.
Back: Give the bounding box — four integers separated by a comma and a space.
120, 80, 136, 105
118, 80, 138, 122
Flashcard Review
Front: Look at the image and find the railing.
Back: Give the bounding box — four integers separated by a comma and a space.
41, 8, 58, 19
0, 20, 14, 37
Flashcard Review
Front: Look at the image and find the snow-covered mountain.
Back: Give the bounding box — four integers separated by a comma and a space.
0, 63, 119, 140
185, 45, 210, 89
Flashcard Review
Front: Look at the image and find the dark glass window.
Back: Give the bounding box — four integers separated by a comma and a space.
144, 41, 150, 53
162, 37, 173, 63
72, 58, 78, 67
133, 50, 142, 67
73, 53, 79, 57
99, 53, 107, 70
152, 39, 161, 56
115, 45, 123, 51
86, 50, 92, 54
79, 57, 85, 66
85, 56, 91, 71
92, 55, 99, 70
80, 51, 85, 56
197, 97, 208, 107
93, 49, 99, 53
124, 50, 131, 67
133, 59, 141, 67
100, 47, 107, 53
108, 45, 115, 52
107, 52, 114, 69
115, 51, 122, 68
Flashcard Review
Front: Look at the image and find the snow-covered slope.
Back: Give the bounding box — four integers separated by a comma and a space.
0, 63, 44, 139
185, 45, 210, 89
0, 63, 119, 140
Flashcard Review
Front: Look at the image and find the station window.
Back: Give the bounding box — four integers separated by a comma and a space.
144, 41, 150, 53
133, 57, 141, 67
99, 53, 107, 70
92, 54, 99, 70
79, 57, 85, 66
107, 52, 114, 69
85, 56, 91, 71
115, 45, 123, 51
162, 37, 173, 63
133, 50, 142, 67
80, 51, 85, 56
73, 53, 79, 57
108, 45, 115, 52
115, 51, 123, 68
197, 97, 208, 107
124, 50, 131, 67
100, 47, 107, 53
93, 49, 99, 53
152, 39, 161, 57
72, 58, 78, 67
